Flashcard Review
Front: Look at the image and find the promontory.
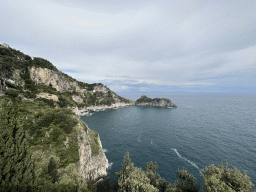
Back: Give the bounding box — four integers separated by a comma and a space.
135, 94, 177, 107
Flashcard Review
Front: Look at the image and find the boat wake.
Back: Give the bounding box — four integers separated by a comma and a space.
172, 148, 202, 171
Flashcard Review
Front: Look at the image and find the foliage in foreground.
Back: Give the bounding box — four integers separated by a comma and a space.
0, 100, 35, 190
113, 152, 255, 192
202, 162, 255, 192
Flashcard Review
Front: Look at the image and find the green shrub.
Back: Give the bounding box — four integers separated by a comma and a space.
201, 162, 254, 192
81, 121, 88, 132
58, 95, 76, 108
29, 58, 58, 71
4, 88, 19, 98
0, 48, 11, 56
23, 91, 37, 98
86, 84, 94, 91
89, 130, 100, 156
56, 135, 79, 167
35, 108, 78, 134
26, 108, 80, 167
35, 98, 55, 108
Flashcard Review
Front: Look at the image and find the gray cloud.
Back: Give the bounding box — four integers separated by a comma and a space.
1, 0, 256, 93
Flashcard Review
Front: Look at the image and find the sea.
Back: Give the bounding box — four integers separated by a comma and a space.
80, 93, 256, 190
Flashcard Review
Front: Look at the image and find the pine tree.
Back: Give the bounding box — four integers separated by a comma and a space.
201, 162, 255, 192
115, 152, 159, 192
166, 169, 200, 192
0, 100, 35, 191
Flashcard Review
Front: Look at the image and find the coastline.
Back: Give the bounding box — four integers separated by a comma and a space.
72, 102, 136, 117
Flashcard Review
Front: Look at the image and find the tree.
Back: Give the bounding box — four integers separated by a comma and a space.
0, 100, 35, 190
145, 161, 160, 186
115, 152, 158, 192
201, 162, 255, 192
119, 166, 159, 192
166, 169, 200, 192
48, 155, 60, 183
4, 88, 19, 100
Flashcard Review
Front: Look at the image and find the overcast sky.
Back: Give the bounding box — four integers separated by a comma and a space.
1, 0, 256, 93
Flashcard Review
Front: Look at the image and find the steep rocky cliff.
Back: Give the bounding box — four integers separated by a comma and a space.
29, 66, 82, 92
0, 43, 132, 183
76, 119, 109, 180
135, 94, 177, 107
0, 43, 134, 108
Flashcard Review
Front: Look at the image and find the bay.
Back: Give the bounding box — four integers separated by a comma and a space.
80, 93, 256, 189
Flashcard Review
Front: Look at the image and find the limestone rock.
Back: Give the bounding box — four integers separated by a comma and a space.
36, 92, 59, 101
72, 95, 84, 104
93, 83, 109, 93
77, 121, 109, 180
30, 66, 82, 92
1, 43, 9, 48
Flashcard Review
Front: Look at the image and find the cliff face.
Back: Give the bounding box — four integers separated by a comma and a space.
77, 120, 109, 180
135, 94, 177, 107
30, 66, 82, 92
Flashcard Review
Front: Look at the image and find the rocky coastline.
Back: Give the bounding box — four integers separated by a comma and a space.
72, 102, 136, 117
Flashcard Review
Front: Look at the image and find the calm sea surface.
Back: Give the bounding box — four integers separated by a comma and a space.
80, 93, 256, 189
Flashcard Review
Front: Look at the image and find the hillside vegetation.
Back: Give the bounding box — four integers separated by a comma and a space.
0, 44, 133, 110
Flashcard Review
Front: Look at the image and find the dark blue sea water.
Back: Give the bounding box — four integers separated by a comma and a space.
80, 93, 256, 189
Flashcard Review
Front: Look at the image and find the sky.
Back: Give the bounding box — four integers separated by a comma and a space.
1, 0, 256, 94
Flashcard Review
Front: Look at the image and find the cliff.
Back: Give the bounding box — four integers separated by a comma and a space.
0, 43, 134, 110
135, 94, 177, 107
76, 119, 109, 180
0, 43, 131, 184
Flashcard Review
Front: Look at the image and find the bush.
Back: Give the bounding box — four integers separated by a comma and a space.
89, 130, 100, 156
86, 84, 94, 91
201, 162, 254, 192
35, 108, 78, 134
35, 98, 55, 108
29, 58, 58, 71
23, 91, 37, 99
58, 95, 76, 108
56, 135, 79, 167
4, 88, 19, 98
0, 48, 11, 56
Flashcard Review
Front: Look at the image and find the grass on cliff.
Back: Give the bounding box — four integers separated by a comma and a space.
89, 130, 100, 156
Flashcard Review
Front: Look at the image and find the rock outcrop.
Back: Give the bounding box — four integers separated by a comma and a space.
30, 66, 82, 92
77, 120, 109, 180
135, 94, 177, 107
93, 84, 109, 93
36, 92, 59, 101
